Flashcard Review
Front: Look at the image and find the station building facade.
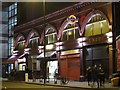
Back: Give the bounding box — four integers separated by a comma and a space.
5, 2, 119, 81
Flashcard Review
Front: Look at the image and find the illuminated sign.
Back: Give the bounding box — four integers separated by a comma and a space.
84, 35, 108, 46
67, 15, 77, 24
61, 49, 80, 55
87, 37, 102, 43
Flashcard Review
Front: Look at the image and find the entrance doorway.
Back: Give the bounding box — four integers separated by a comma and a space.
47, 61, 58, 81
84, 45, 109, 78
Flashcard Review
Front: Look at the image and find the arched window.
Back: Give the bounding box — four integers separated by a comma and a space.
61, 22, 80, 41
17, 36, 25, 51
29, 32, 39, 48
84, 14, 109, 36
45, 27, 57, 44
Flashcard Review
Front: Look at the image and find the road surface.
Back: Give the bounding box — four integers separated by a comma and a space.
2, 81, 120, 90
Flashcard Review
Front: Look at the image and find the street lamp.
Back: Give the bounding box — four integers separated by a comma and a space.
43, 0, 46, 84
112, 2, 117, 73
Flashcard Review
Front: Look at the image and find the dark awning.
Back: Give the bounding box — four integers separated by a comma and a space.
37, 51, 56, 59
3, 54, 23, 64
18, 53, 28, 59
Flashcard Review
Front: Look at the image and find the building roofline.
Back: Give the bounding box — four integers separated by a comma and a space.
14, 2, 93, 31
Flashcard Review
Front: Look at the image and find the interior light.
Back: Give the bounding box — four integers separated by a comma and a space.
61, 49, 80, 55
55, 42, 63, 45
68, 31, 72, 35
106, 32, 112, 37
17, 57, 26, 63
38, 46, 44, 49
77, 37, 86, 42
24, 48, 30, 52
56, 46, 63, 51
108, 37, 112, 43
46, 44, 54, 50
109, 25, 112, 30
12, 50, 18, 54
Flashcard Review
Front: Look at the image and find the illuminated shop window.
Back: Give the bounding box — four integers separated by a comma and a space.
62, 23, 80, 41
45, 28, 57, 44
18, 63, 26, 71
85, 14, 109, 37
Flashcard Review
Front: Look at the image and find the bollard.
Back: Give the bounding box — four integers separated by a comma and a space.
25, 73, 28, 82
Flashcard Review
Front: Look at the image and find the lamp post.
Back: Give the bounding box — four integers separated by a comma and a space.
112, 2, 117, 73
43, 0, 46, 84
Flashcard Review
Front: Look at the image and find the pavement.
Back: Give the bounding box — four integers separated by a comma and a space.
25, 79, 120, 89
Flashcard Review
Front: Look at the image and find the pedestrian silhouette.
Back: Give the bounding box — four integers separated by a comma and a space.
92, 65, 99, 88
86, 66, 92, 86
99, 65, 105, 87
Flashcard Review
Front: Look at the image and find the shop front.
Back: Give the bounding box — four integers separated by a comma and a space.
60, 52, 80, 81
58, 34, 112, 80
47, 60, 58, 81
84, 45, 109, 78
2, 51, 22, 78
37, 50, 58, 82
13, 2, 114, 82
57, 7, 113, 80
2, 63, 14, 78
17, 57, 26, 71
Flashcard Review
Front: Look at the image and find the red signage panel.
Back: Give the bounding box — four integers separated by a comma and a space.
116, 38, 120, 71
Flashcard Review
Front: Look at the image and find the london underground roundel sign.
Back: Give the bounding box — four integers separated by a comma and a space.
67, 15, 77, 24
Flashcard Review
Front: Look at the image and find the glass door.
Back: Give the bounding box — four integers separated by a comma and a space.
47, 61, 58, 81
85, 45, 109, 78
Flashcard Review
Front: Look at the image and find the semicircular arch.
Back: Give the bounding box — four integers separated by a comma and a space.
14, 33, 25, 49
58, 17, 80, 41
81, 10, 110, 36
40, 25, 57, 44
26, 29, 40, 46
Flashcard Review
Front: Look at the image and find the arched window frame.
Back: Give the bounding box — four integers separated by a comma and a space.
84, 13, 109, 36
45, 27, 57, 44
16, 35, 25, 51
61, 21, 80, 41
29, 32, 39, 48
80, 10, 110, 36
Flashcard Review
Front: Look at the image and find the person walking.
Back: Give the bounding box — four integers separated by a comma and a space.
92, 65, 100, 88
86, 66, 92, 86
54, 69, 58, 84
99, 67, 105, 87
